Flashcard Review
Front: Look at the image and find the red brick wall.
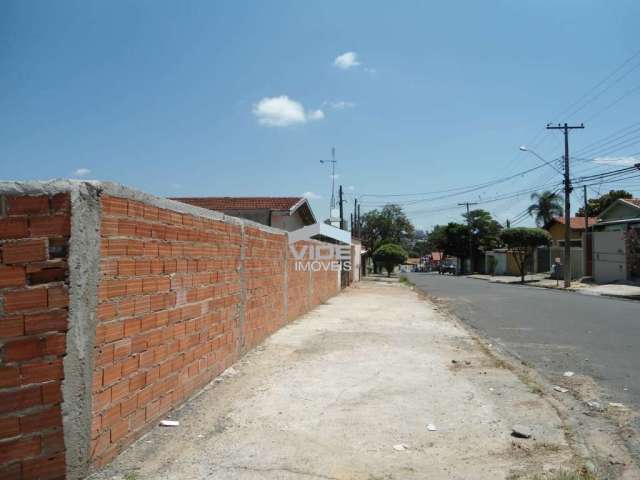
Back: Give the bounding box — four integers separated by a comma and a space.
242, 227, 286, 352
287, 241, 312, 320
0, 193, 70, 480
91, 195, 341, 469
91, 195, 242, 467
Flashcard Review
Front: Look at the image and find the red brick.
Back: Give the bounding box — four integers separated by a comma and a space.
101, 196, 128, 216
94, 348, 113, 372
111, 379, 129, 402
6, 196, 49, 215
120, 395, 138, 417
121, 355, 139, 376
118, 219, 136, 236
0, 436, 41, 465
23, 310, 67, 334
1, 337, 44, 362
41, 428, 65, 455
0, 265, 26, 288
47, 286, 68, 308
22, 452, 65, 480
50, 193, 70, 213
20, 360, 64, 385
41, 382, 62, 405
0, 386, 42, 414
26, 267, 66, 285
97, 303, 117, 321
0, 217, 29, 239
100, 259, 118, 277
100, 403, 121, 428
110, 417, 129, 443
29, 215, 70, 237
105, 239, 128, 256
92, 389, 111, 413
123, 318, 141, 337
0, 315, 24, 338
98, 321, 124, 344
117, 258, 136, 276
129, 372, 146, 392
1, 240, 47, 264
102, 364, 121, 386
43, 333, 66, 356
19, 406, 62, 434
127, 200, 144, 218
100, 217, 119, 236
0, 416, 19, 439
113, 339, 131, 359
0, 366, 20, 388
7, 289, 48, 316
0, 463, 21, 480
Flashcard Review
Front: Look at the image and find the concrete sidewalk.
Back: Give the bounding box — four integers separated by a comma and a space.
91, 282, 585, 480
468, 273, 640, 299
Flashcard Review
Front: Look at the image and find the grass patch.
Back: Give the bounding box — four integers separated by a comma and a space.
124, 473, 138, 480
399, 275, 414, 286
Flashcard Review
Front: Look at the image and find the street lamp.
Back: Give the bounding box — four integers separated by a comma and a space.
519, 146, 563, 174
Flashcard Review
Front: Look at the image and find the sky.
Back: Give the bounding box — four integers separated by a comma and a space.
2, 1, 640, 231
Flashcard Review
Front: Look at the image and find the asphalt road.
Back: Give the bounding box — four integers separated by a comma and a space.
407, 272, 640, 410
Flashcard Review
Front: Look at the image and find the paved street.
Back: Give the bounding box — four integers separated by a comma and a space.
408, 273, 640, 411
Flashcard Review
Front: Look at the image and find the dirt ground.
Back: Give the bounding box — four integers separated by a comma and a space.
90, 281, 625, 480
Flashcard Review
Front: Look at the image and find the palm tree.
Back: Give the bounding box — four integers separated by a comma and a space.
527, 191, 563, 227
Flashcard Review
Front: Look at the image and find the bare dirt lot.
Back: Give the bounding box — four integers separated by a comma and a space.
90, 281, 634, 479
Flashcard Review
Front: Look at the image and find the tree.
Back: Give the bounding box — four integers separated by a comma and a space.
500, 227, 551, 283
527, 191, 563, 227
576, 190, 632, 217
360, 205, 415, 272
373, 243, 408, 277
463, 209, 503, 252
430, 223, 469, 260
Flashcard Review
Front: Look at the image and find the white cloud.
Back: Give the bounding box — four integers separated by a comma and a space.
307, 109, 325, 121
347, 185, 355, 191
253, 95, 324, 127
333, 51, 361, 70
73, 168, 91, 177
593, 156, 639, 166
303, 191, 321, 200
324, 100, 355, 110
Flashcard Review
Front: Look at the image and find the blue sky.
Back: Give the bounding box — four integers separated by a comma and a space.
2, 1, 640, 230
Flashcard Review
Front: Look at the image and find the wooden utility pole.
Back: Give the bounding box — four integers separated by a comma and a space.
546, 123, 584, 288
458, 201, 478, 274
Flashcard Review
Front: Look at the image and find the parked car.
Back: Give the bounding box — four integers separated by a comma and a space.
438, 261, 456, 275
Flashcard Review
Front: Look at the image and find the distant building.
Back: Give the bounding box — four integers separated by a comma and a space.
546, 216, 598, 248
171, 197, 316, 231
592, 198, 640, 283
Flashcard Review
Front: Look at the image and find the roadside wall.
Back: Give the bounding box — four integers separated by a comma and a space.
0, 193, 71, 480
0, 181, 343, 479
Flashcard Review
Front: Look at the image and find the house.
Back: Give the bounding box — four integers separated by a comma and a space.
546, 216, 598, 247
592, 198, 640, 283
171, 196, 316, 231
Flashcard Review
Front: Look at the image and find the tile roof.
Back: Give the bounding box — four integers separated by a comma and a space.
552, 216, 598, 230
171, 197, 305, 212
622, 198, 640, 208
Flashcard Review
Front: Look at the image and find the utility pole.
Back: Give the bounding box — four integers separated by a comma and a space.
357, 204, 361, 237
458, 202, 478, 274
320, 147, 337, 217
583, 185, 589, 232
546, 123, 584, 288
353, 198, 358, 236
338, 185, 344, 230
